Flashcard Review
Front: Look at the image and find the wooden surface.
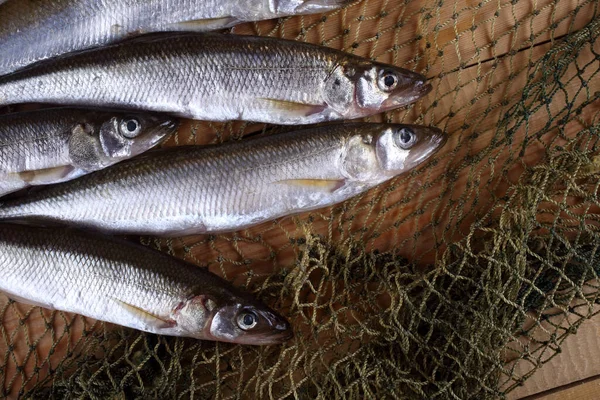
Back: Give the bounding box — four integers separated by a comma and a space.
0, 0, 599, 398
526, 375, 600, 400
508, 314, 600, 399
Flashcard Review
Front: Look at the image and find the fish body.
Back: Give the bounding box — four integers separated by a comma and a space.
0, 33, 430, 125
0, 123, 446, 235
0, 108, 178, 197
0, 0, 349, 76
0, 224, 292, 345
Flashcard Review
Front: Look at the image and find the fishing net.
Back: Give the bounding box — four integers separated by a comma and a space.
2, 0, 600, 398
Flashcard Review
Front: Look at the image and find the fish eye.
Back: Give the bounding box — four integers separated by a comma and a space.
393, 127, 417, 149
119, 118, 142, 138
237, 311, 258, 331
378, 70, 399, 92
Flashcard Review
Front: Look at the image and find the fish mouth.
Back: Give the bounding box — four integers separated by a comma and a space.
206, 327, 293, 345
432, 129, 447, 148
136, 118, 179, 148
405, 127, 447, 167
381, 79, 433, 111
256, 330, 294, 345
427, 130, 447, 159
420, 126, 447, 151
224, 326, 293, 346
416, 81, 433, 97
158, 118, 180, 137
256, 319, 294, 345
252, 316, 294, 345
260, 332, 294, 345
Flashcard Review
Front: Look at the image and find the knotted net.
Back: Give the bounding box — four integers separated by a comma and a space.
1, 0, 600, 398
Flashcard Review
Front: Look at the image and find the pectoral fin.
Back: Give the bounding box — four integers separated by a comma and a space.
14, 165, 75, 184
168, 17, 239, 31
258, 99, 327, 119
277, 179, 345, 193
113, 299, 176, 329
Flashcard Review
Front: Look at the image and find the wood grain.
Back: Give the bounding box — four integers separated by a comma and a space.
528, 375, 600, 400
506, 313, 600, 399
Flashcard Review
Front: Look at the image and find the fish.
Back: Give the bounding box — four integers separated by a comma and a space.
0, 123, 446, 236
0, 0, 350, 76
0, 223, 292, 345
0, 33, 431, 125
0, 108, 178, 197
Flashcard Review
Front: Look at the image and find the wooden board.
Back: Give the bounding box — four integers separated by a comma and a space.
525, 375, 600, 400
507, 314, 600, 399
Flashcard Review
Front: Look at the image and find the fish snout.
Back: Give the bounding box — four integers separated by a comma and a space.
275, 319, 294, 341
415, 78, 433, 97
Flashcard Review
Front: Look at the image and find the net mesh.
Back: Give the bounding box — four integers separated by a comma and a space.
2, 0, 600, 398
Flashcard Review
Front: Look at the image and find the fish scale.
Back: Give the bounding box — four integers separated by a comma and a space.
1, 115, 69, 168
0, 33, 430, 125
0, 123, 446, 236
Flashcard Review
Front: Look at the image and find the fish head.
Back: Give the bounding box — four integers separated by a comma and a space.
96, 112, 179, 160
174, 287, 293, 345
371, 124, 446, 177
68, 111, 178, 170
323, 60, 431, 118
208, 303, 293, 345
339, 124, 444, 182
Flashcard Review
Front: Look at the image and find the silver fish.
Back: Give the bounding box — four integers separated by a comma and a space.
0, 0, 349, 76
0, 123, 446, 236
0, 224, 292, 345
0, 33, 431, 125
0, 108, 178, 197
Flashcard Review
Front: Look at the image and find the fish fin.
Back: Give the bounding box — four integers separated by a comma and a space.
13, 165, 75, 185
113, 299, 176, 329
257, 98, 327, 118
167, 17, 240, 31
277, 179, 346, 193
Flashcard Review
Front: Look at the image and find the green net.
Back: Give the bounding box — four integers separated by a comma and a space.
1, 0, 600, 398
